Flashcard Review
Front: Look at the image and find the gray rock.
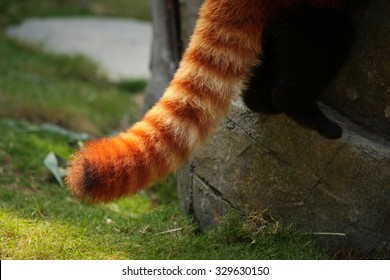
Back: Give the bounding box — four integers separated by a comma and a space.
323, 0, 390, 140
178, 101, 390, 257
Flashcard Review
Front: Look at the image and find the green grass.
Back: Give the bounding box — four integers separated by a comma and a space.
0, 0, 330, 260
0, 59, 329, 260
0, 118, 311, 261
0, 36, 142, 135
0, 118, 329, 260
0, 0, 151, 28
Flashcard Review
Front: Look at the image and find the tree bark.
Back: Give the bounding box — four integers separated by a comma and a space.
143, 0, 203, 113
143, 0, 182, 114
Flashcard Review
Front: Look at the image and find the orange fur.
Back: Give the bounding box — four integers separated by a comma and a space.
66, 0, 344, 203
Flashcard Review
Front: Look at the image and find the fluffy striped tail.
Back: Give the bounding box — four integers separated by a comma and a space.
66, 0, 263, 203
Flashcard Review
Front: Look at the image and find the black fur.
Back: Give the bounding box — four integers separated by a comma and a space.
243, 4, 354, 138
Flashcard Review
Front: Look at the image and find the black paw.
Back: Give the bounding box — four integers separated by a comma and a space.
317, 121, 343, 139
243, 96, 282, 114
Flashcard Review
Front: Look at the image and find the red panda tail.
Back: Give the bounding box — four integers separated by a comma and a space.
66, 0, 264, 203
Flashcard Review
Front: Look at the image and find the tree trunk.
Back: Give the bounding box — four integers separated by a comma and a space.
143, 0, 202, 113
143, 0, 181, 114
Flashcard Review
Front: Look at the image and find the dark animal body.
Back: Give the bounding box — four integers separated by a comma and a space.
243, 3, 353, 138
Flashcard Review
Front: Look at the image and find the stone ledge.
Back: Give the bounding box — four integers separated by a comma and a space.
178, 100, 390, 257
